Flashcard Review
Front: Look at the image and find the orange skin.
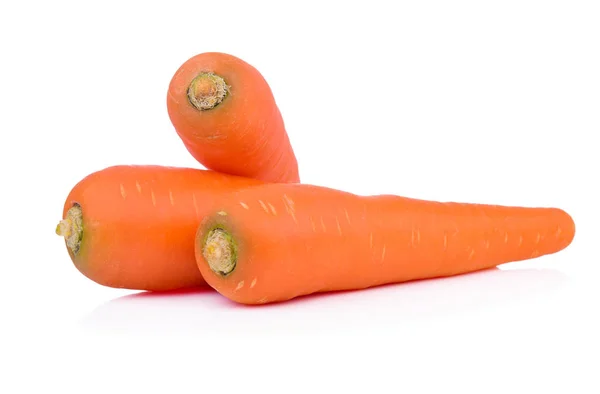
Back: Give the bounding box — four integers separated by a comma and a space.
57, 165, 262, 291
166, 52, 300, 183
195, 183, 576, 305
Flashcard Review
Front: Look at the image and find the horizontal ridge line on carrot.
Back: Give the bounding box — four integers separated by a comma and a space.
194, 183, 576, 305
56, 164, 263, 291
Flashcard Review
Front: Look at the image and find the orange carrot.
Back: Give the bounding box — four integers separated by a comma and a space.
166, 52, 300, 183
194, 183, 575, 304
55, 165, 262, 291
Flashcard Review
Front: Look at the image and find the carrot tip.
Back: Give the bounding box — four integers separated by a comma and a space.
56, 204, 83, 254
187, 72, 229, 111
202, 227, 237, 276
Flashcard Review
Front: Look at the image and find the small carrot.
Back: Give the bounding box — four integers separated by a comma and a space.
195, 183, 575, 305
166, 52, 300, 183
55, 165, 262, 291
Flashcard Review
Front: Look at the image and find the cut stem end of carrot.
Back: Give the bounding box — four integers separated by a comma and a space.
202, 227, 237, 276
56, 204, 83, 255
187, 72, 229, 111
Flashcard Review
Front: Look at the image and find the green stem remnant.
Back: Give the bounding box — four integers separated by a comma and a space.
187, 72, 229, 111
56, 204, 83, 254
203, 228, 237, 276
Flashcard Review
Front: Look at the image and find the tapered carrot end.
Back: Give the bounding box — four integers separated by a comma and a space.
555, 208, 576, 250
187, 72, 229, 111
56, 204, 84, 255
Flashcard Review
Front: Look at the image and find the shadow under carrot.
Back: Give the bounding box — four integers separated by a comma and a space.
79, 267, 569, 339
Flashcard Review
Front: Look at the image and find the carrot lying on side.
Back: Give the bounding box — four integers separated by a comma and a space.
166, 52, 300, 184
194, 183, 576, 305
55, 165, 262, 291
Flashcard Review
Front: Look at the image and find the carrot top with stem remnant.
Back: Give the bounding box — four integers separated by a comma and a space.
56, 204, 83, 254
187, 72, 229, 111
202, 227, 237, 276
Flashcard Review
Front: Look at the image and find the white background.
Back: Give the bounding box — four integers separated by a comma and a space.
1, 1, 598, 392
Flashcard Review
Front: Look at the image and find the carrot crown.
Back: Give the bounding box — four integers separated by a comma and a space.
187, 72, 229, 111
56, 204, 84, 254
202, 226, 237, 276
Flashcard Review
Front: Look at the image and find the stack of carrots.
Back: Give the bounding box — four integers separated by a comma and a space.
56, 52, 576, 305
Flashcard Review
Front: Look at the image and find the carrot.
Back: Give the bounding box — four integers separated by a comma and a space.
166, 52, 300, 183
55, 165, 262, 291
194, 183, 575, 305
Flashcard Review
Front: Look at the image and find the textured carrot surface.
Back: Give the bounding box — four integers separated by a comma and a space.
166, 52, 300, 183
195, 183, 575, 304
56, 165, 262, 291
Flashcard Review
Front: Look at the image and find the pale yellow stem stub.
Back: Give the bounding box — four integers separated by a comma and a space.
203, 228, 237, 276
56, 204, 84, 254
187, 72, 229, 111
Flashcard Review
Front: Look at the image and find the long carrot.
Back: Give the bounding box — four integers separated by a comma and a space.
194, 183, 575, 305
166, 52, 300, 183
55, 165, 262, 291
